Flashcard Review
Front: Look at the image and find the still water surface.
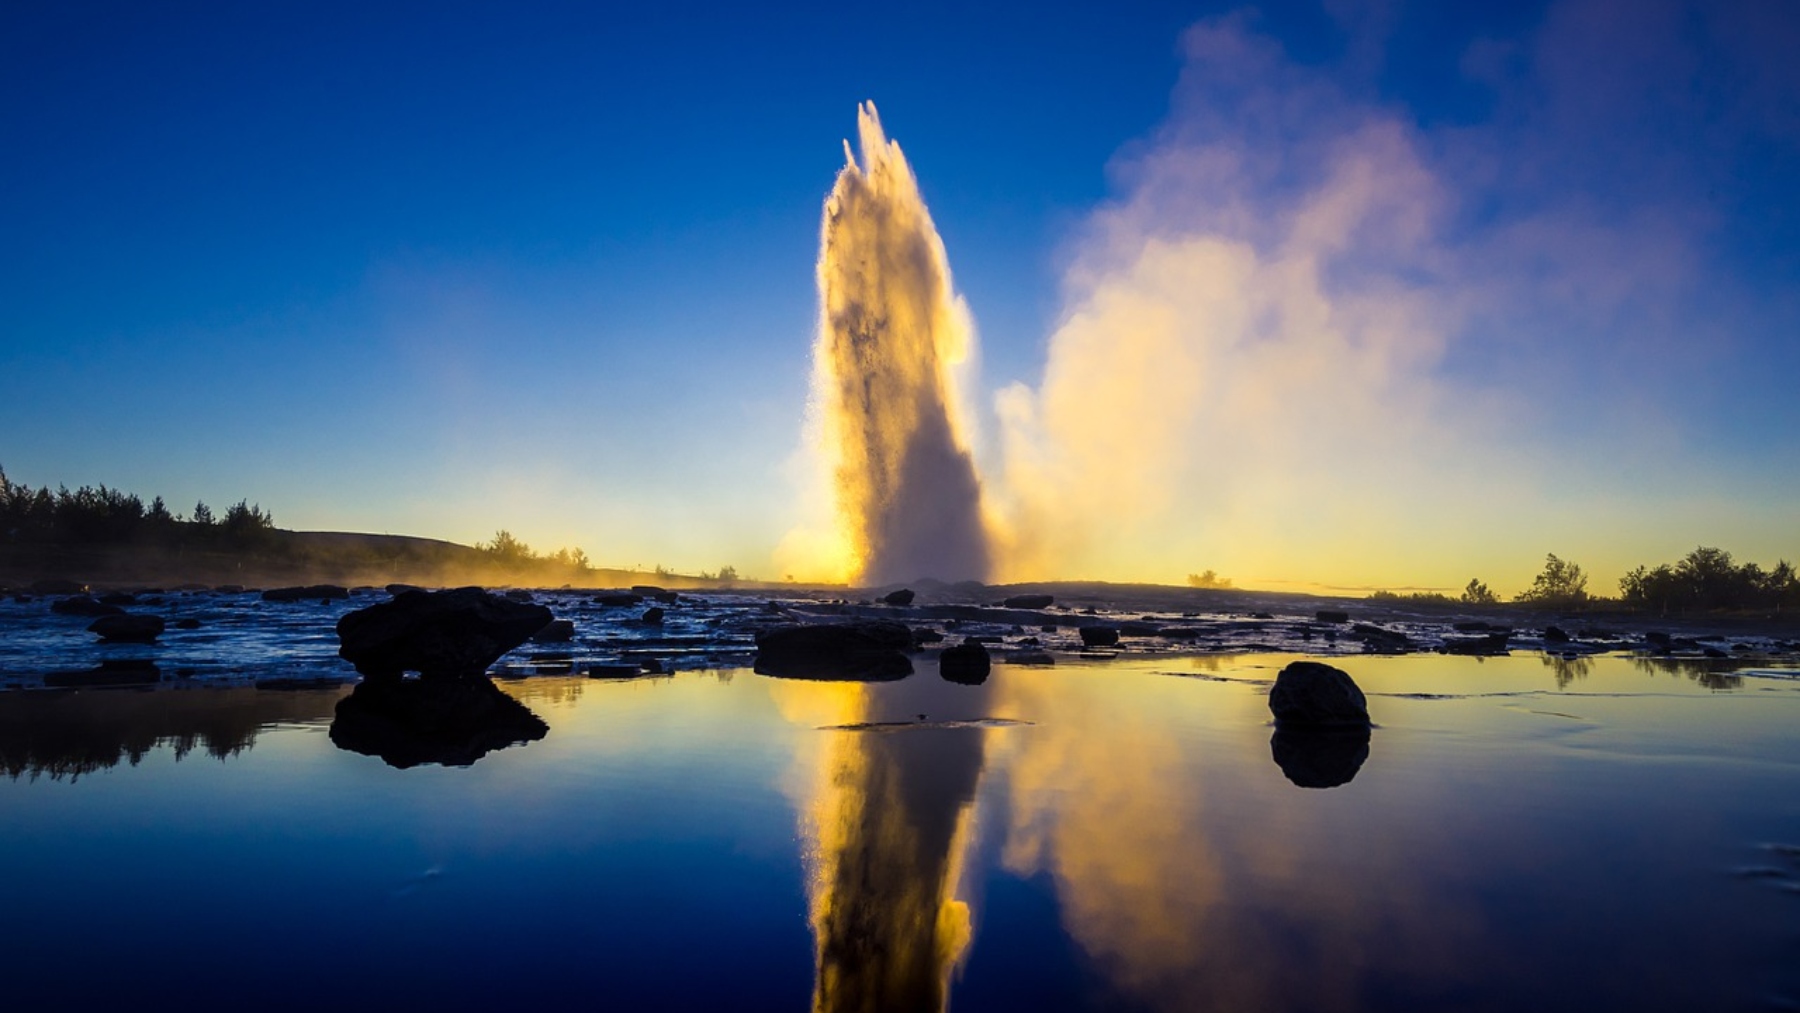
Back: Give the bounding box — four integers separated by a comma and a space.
3, 653, 1798, 1011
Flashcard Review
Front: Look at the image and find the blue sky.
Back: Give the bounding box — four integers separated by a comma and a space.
4, 1, 1796, 592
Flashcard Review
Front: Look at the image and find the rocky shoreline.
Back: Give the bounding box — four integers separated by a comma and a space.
1, 579, 1795, 691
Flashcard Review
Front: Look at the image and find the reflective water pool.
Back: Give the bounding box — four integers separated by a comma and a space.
3, 652, 1798, 1011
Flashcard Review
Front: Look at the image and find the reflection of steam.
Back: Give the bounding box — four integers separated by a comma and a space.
783, 103, 991, 586
992, 670, 1483, 1010
770, 675, 992, 1013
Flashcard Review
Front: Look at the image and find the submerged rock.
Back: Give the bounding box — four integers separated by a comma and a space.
336, 587, 554, 681
882, 588, 916, 606
88, 614, 165, 643
329, 677, 548, 769
45, 658, 162, 688
754, 621, 914, 681
1442, 632, 1510, 656
1079, 626, 1120, 647
640, 607, 665, 624
1543, 625, 1571, 644
262, 585, 349, 603
531, 619, 575, 643
51, 595, 124, 618
1315, 610, 1350, 624
594, 592, 644, 607
1269, 660, 1370, 727
939, 639, 991, 685
1003, 594, 1054, 610
1271, 726, 1371, 789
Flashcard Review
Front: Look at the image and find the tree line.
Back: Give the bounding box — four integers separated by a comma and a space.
1379, 548, 1798, 612
1, 466, 275, 546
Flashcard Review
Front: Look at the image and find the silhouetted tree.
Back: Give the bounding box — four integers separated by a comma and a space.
1515, 553, 1589, 607
1460, 578, 1497, 605
192, 501, 216, 526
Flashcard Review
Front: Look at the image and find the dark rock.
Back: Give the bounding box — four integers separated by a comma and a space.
51, 596, 124, 618
640, 659, 665, 674
594, 592, 644, 607
88, 614, 165, 643
1117, 622, 1161, 637
1543, 626, 1570, 644
631, 585, 667, 596
1079, 626, 1120, 647
1269, 660, 1370, 727
1645, 631, 1672, 647
335, 587, 555, 681
1453, 621, 1493, 633
1442, 633, 1510, 656
1315, 610, 1350, 623
912, 628, 945, 645
45, 659, 161, 688
1040, 623, 1058, 632
387, 583, 423, 596
641, 607, 665, 624
97, 592, 138, 606
882, 588, 916, 606
1353, 623, 1412, 653
939, 640, 991, 685
503, 589, 535, 602
531, 619, 576, 643
587, 663, 645, 679
30, 579, 88, 595
263, 585, 349, 603
12, 595, 30, 603
1271, 726, 1370, 789
753, 621, 914, 681
328, 677, 548, 769
1250, 612, 1275, 620
1003, 594, 1055, 609
1703, 647, 1729, 659
174, 618, 203, 630
215, 584, 245, 594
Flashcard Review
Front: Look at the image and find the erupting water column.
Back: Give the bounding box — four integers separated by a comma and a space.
812, 103, 992, 586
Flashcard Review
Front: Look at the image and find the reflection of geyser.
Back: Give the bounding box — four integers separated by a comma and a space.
813, 103, 991, 585
803, 676, 992, 1013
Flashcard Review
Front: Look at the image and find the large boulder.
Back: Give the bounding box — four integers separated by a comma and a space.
754, 621, 914, 681
1003, 594, 1054, 610
336, 587, 555, 681
1269, 660, 1370, 727
88, 614, 165, 643
882, 588, 916, 606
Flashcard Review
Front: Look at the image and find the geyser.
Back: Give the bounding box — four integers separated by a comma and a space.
809, 103, 991, 586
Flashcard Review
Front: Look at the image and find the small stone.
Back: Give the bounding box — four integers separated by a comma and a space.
939, 640, 991, 685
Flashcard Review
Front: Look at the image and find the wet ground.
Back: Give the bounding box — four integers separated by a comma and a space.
2, 587, 1798, 1011
3, 583, 1794, 688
